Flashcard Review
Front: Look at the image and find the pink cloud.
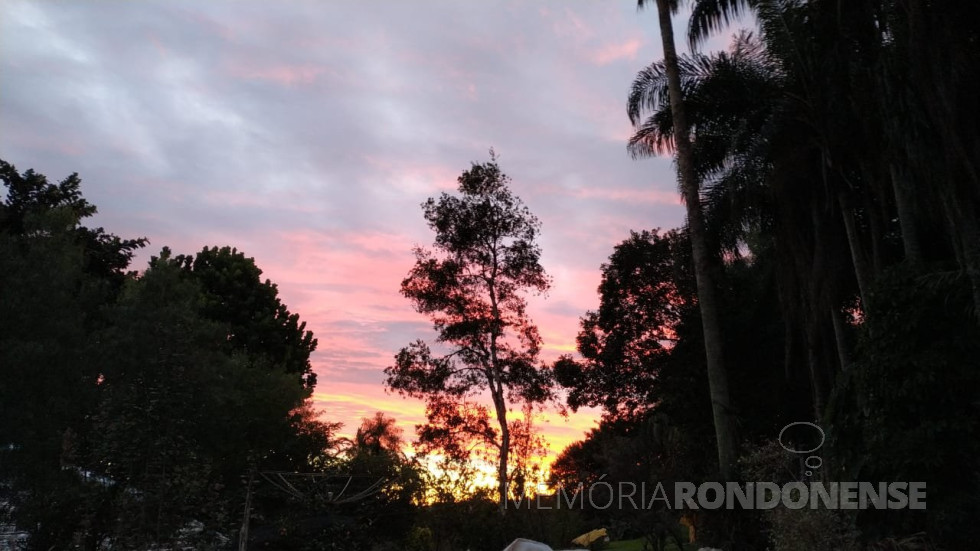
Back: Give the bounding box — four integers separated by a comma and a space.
265, 229, 416, 291
253, 226, 604, 462
590, 38, 643, 65
227, 62, 326, 86
361, 155, 461, 193
571, 186, 681, 205
531, 182, 681, 206
314, 381, 428, 433
528, 267, 602, 359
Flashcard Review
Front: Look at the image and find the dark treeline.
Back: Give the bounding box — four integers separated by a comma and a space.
549, 0, 980, 549
0, 159, 556, 551
0, 160, 382, 550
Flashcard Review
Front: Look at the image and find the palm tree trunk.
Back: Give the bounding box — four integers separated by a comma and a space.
830, 305, 851, 372
952, 200, 980, 320
837, 190, 873, 311
890, 164, 923, 266
805, 325, 826, 420
866, 191, 885, 275
655, 0, 737, 480
807, 202, 831, 418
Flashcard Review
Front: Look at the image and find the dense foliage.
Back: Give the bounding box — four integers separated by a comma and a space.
0, 161, 337, 549
547, 0, 980, 548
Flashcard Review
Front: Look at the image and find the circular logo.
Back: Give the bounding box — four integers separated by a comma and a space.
777, 421, 825, 454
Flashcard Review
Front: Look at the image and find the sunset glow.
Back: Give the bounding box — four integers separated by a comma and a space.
0, 0, 732, 464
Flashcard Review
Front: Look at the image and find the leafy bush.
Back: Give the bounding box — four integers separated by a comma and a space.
827, 267, 980, 547
740, 441, 861, 551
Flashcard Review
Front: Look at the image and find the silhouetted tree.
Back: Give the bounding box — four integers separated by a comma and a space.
0, 160, 335, 549
555, 229, 694, 419
385, 153, 553, 512
354, 412, 404, 456
0, 160, 145, 549
174, 246, 319, 389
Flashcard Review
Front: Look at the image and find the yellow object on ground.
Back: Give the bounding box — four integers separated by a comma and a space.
679, 514, 696, 543
571, 528, 608, 547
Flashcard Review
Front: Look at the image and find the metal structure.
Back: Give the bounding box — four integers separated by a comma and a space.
238, 470, 387, 551
258, 471, 387, 504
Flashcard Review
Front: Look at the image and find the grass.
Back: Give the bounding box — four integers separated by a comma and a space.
604, 538, 646, 551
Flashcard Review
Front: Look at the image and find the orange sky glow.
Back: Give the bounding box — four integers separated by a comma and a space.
0, 0, 746, 472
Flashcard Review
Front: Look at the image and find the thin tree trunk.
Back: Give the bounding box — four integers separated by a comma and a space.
866, 190, 885, 275
939, 191, 980, 321
954, 201, 980, 320
239, 463, 255, 551
655, 0, 737, 480
890, 164, 923, 266
783, 322, 795, 382
807, 203, 830, 418
805, 327, 826, 421
487, 269, 512, 514
492, 389, 510, 514
774, 238, 799, 383
830, 306, 851, 372
838, 190, 874, 311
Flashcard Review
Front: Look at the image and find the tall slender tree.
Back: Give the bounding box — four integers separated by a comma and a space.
385, 154, 553, 511
635, 0, 737, 479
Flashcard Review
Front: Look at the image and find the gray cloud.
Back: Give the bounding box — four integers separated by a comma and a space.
1, 0, 747, 441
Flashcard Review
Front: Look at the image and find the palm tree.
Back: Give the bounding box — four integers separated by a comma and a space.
687, 0, 758, 50
627, 21, 858, 421
635, 0, 738, 479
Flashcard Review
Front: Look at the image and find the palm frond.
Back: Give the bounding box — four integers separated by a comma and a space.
688, 0, 759, 50
628, 112, 676, 158
627, 53, 718, 126
636, 0, 680, 15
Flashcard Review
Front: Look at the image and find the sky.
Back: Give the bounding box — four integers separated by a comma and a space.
0, 0, 745, 463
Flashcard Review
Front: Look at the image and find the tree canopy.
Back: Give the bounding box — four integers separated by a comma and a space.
386, 153, 554, 512
0, 160, 336, 550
